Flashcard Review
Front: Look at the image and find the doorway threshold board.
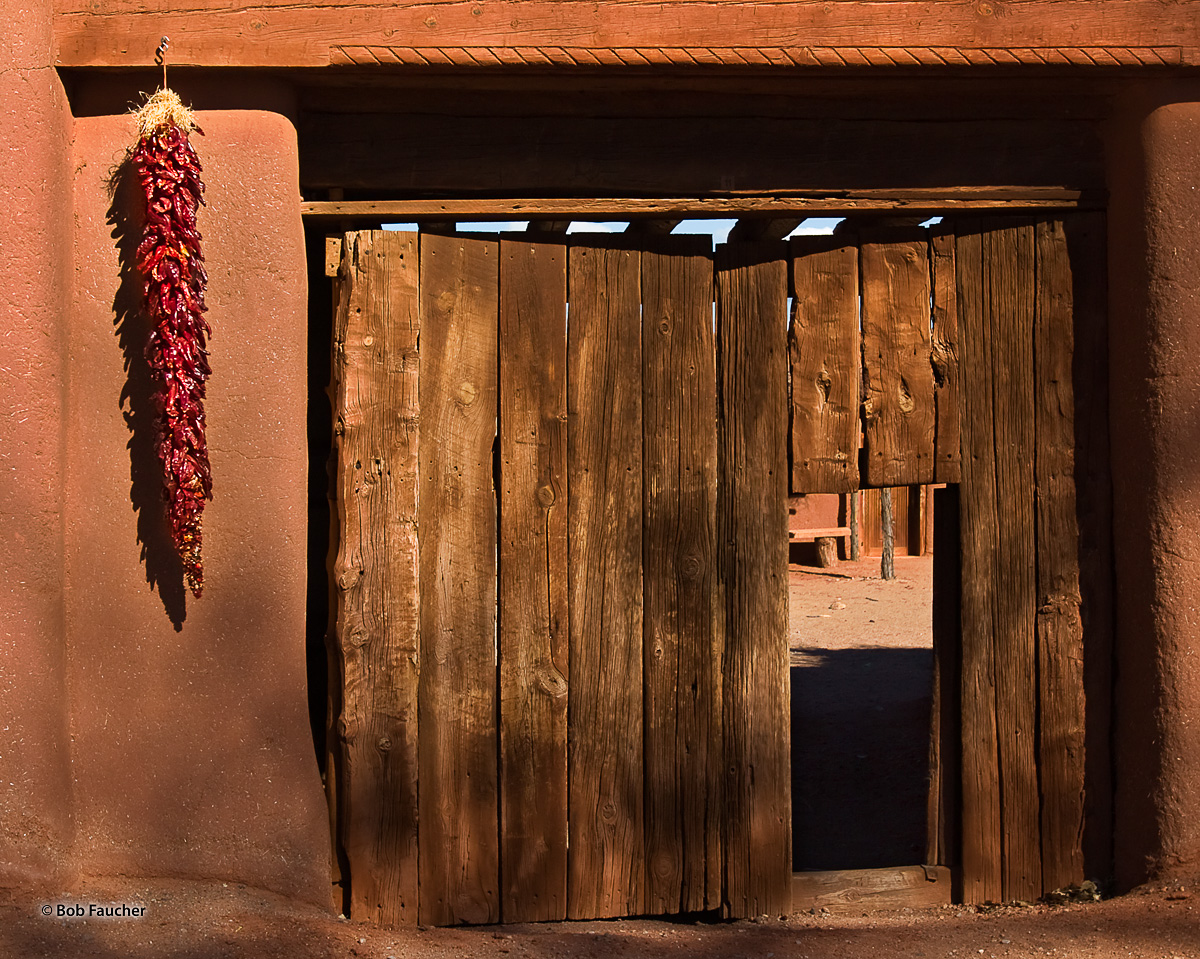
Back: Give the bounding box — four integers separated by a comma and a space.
792, 865, 952, 913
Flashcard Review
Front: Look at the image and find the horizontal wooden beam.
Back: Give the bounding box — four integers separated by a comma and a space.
792, 866, 953, 913
54, 1, 1199, 69
301, 189, 1094, 222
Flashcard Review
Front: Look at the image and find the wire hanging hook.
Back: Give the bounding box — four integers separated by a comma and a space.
155, 36, 170, 89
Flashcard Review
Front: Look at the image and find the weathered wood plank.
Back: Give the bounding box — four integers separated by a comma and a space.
331, 230, 421, 925
55, 2, 1199, 68
717, 242, 791, 919
788, 235, 861, 494
567, 239, 645, 920
418, 232, 500, 926
498, 239, 569, 922
861, 228, 936, 488
988, 220, 1041, 903
1065, 213, 1114, 883
642, 236, 722, 915
791, 865, 952, 913
1034, 218, 1086, 893
930, 228, 962, 484
955, 223, 1003, 904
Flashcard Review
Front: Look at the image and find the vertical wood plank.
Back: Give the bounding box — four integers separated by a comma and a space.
1065, 213, 1114, 883
418, 232, 500, 926
955, 223, 1003, 904
498, 239, 569, 922
930, 228, 962, 485
642, 236, 723, 915
789, 235, 861, 493
1035, 218, 1086, 892
717, 242, 791, 919
332, 230, 421, 925
567, 240, 645, 920
988, 220, 1041, 902
861, 228, 936, 487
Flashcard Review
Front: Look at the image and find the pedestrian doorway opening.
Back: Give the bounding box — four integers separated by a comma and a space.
789, 489, 939, 874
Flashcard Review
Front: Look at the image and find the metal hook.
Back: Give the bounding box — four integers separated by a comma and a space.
155, 36, 169, 88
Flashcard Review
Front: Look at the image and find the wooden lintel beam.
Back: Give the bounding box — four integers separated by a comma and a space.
301, 189, 1094, 222
54, 2, 1200, 69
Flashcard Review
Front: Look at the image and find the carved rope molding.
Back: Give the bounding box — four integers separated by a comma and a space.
330, 45, 1185, 68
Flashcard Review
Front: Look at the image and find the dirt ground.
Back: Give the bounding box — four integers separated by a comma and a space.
3, 874, 1198, 959
9, 553, 1193, 958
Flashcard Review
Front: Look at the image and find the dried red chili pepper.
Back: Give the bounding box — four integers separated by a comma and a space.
132, 89, 211, 597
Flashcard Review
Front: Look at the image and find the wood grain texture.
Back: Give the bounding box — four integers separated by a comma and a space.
54, 1, 1200, 68
860, 228, 936, 488
791, 865, 952, 913
641, 237, 723, 915
789, 235, 861, 494
1065, 213, 1114, 883
955, 223, 1003, 904
567, 240, 645, 920
1034, 219, 1086, 893
300, 115, 1104, 195
332, 230, 421, 925
418, 232, 500, 926
930, 228, 962, 484
717, 242, 791, 919
987, 221, 1041, 903
301, 189, 1095, 222
498, 239, 569, 922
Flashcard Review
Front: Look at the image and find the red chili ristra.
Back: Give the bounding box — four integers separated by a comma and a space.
132, 90, 211, 598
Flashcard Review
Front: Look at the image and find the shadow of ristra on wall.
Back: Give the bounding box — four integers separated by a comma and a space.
107, 156, 188, 630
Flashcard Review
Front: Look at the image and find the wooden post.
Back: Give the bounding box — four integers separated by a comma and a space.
849, 491, 860, 561
815, 536, 839, 568
880, 487, 895, 580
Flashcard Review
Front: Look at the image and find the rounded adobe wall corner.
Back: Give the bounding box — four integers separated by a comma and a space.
1107, 87, 1200, 890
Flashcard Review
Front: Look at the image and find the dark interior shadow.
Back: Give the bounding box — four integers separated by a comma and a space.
107, 157, 187, 629
791, 648, 933, 871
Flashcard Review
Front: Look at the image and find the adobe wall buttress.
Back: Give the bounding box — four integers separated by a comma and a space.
67, 110, 330, 905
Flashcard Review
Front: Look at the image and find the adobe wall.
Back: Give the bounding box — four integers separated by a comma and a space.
0, 0, 75, 887
67, 110, 330, 905
1108, 85, 1200, 887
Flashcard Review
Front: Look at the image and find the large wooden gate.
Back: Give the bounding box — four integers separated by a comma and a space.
328, 215, 1108, 925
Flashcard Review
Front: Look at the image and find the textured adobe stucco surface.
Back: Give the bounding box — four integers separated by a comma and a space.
0, 0, 76, 887
68, 110, 330, 905
1109, 90, 1200, 888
